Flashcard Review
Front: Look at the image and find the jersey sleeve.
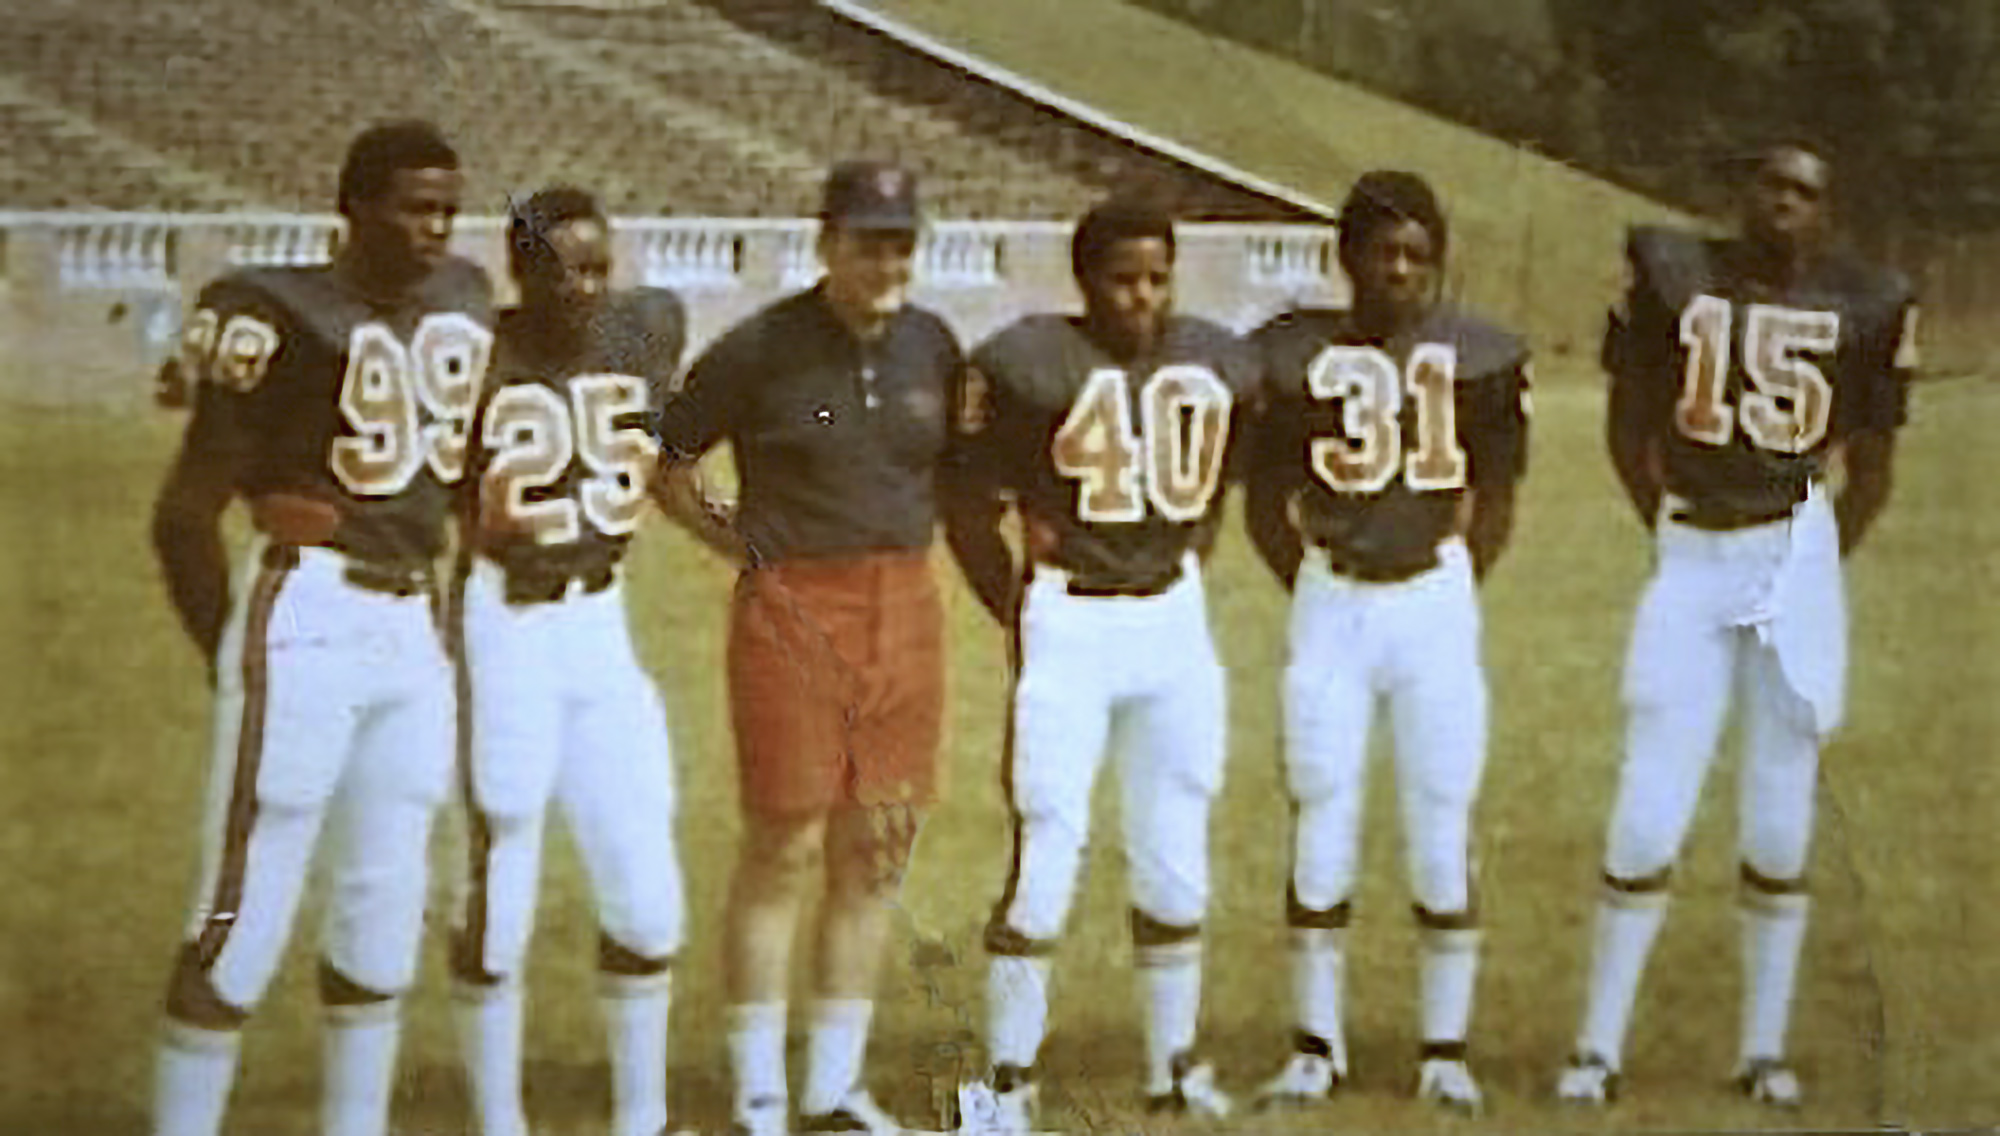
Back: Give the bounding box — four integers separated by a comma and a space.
1838, 286, 1917, 436
1242, 323, 1310, 494
653, 320, 742, 463
963, 335, 1035, 494
1465, 354, 1533, 489
178, 277, 296, 475
628, 287, 689, 400
1601, 235, 1677, 431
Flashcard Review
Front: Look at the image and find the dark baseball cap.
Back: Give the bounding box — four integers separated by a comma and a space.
821, 160, 921, 230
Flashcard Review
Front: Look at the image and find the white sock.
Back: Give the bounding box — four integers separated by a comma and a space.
986, 955, 1053, 1073
153, 1021, 241, 1136
322, 999, 403, 1136
455, 983, 528, 1136
803, 998, 874, 1114
603, 972, 674, 1136
1419, 927, 1481, 1048
1740, 890, 1810, 1064
1290, 927, 1349, 1069
1136, 940, 1202, 1095
1577, 889, 1669, 1068
728, 1001, 788, 1117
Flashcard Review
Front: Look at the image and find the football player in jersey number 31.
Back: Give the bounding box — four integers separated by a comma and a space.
148, 122, 494, 1136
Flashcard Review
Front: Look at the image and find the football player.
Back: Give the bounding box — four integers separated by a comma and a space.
448, 187, 689, 1136
944, 198, 1261, 1131
1244, 171, 1532, 1115
653, 161, 965, 1136
147, 122, 493, 1136
1556, 142, 1914, 1108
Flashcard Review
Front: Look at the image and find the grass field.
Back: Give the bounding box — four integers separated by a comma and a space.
2, 367, 1996, 1136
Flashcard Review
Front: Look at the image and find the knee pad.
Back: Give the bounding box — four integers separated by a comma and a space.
165, 941, 252, 1030
319, 959, 398, 1007
598, 930, 675, 978
1408, 828, 1476, 917
1285, 885, 1352, 931
1130, 907, 1201, 951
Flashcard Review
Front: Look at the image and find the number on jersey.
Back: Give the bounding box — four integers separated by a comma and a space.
1051, 365, 1232, 523
1306, 344, 1467, 493
1675, 296, 1838, 454
331, 313, 492, 495
482, 374, 661, 546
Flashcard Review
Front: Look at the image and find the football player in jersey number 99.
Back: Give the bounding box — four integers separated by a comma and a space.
944, 199, 1260, 1131
1556, 142, 1915, 1109
147, 122, 494, 1136
1245, 171, 1532, 1116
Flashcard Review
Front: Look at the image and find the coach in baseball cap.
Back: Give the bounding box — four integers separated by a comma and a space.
652, 160, 963, 1134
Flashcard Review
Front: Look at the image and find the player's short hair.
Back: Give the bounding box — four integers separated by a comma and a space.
508, 185, 607, 279
1071, 198, 1177, 281
1742, 137, 1836, 188
336, 121, 459, 215
1337, 170, 1448, 267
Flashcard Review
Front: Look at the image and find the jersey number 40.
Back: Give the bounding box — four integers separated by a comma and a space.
1307, 344, 1466, 493
1676, 297, 1838, 454
1052, 365, 1232, 523
482, 375, 659, 545
332, 315, 493, 496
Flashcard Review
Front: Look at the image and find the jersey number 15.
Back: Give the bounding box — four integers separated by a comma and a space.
1052, 365, 1232, 523
1676, 297, 1838, 454
482, 375, 660, 545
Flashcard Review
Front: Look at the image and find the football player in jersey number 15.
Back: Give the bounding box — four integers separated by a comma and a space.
1244, 171, 1532, 1116
1557, 142, 1915, 1109
147, 122, 494, 1136
944, 199, 1261, 1130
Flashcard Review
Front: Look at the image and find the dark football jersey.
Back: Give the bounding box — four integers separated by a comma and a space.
961, 314, 1261, 591
1603, 226, 1915, 518
180, 258, 495, 569
1251, 305, 1531, 578
469, 287, 687, 578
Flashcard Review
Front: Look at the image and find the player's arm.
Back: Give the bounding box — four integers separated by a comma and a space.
1243, 391, 1306, 590
649, 329, 752, 564
1464, 357, 1533, 580
1835, 297, 1917, 556
939, 363, 1020, 624
1602, 269, 1668, 528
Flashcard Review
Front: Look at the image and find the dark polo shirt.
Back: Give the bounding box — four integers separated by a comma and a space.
656, 286, 964, 562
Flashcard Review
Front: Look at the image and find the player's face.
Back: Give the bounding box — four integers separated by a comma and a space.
1745, 148, 1828, 251
1350, 219, 1439, 323
821, 225, 917, 318
1081, 237, 1174, 356
523, 217, 612, 327
351, 167, 462, 277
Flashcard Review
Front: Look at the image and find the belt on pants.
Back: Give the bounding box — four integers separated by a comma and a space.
1313, 541, 1437, 585
261, 543, 434, 598
1666, 501, 1800, 532
502, 563, 616, 606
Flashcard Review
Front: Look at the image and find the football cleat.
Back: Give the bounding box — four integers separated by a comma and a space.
1145, 1054, 1232, 1120
953, 1078, 1038, 1135
1555, 1053, 1620, 1105
1416, 1057, 1484, 1115
731, 1096, 790, 1136
1254, 1050, 1345, 1109
799, 1089, 902, 1134
1733, 1058, 1802, 1108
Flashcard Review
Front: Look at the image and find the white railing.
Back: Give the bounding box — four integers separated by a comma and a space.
0, 212, 1341, 297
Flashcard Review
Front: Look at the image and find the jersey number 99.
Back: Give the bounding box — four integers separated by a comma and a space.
1051, 365, 1232, 523
331, 314, 492, 495
482, 374, 660, 546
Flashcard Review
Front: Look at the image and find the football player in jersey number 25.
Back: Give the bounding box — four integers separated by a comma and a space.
148, 122, 494, 1136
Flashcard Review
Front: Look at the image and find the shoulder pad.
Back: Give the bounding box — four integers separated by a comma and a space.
1822, 247, 1914, 325
974, 314, 1069, 377
1424, 305, 1527, 378
610, 286, 685, 334
1627, 225, 1715, 311
431, 255, 495, 310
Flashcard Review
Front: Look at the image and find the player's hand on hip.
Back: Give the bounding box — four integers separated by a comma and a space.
248, 491, 343, 546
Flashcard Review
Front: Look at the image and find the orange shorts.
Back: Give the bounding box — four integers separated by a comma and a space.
727, 550, 945, 817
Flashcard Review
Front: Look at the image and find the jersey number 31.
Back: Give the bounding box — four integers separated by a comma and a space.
1052, 365, 1232, 523
482, 375, 659, 545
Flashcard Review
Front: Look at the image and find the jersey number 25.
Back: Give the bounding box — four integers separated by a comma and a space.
482, 375, 660, 545
1052, 365, 1232, 523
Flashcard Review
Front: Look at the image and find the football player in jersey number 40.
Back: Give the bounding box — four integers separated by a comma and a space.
148, 122, 494, 1136
945, 199, 1262, 1131
448, 186, 691, 1136
1245, 171, 1532, 1116
1556, 142, 1914, 1109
